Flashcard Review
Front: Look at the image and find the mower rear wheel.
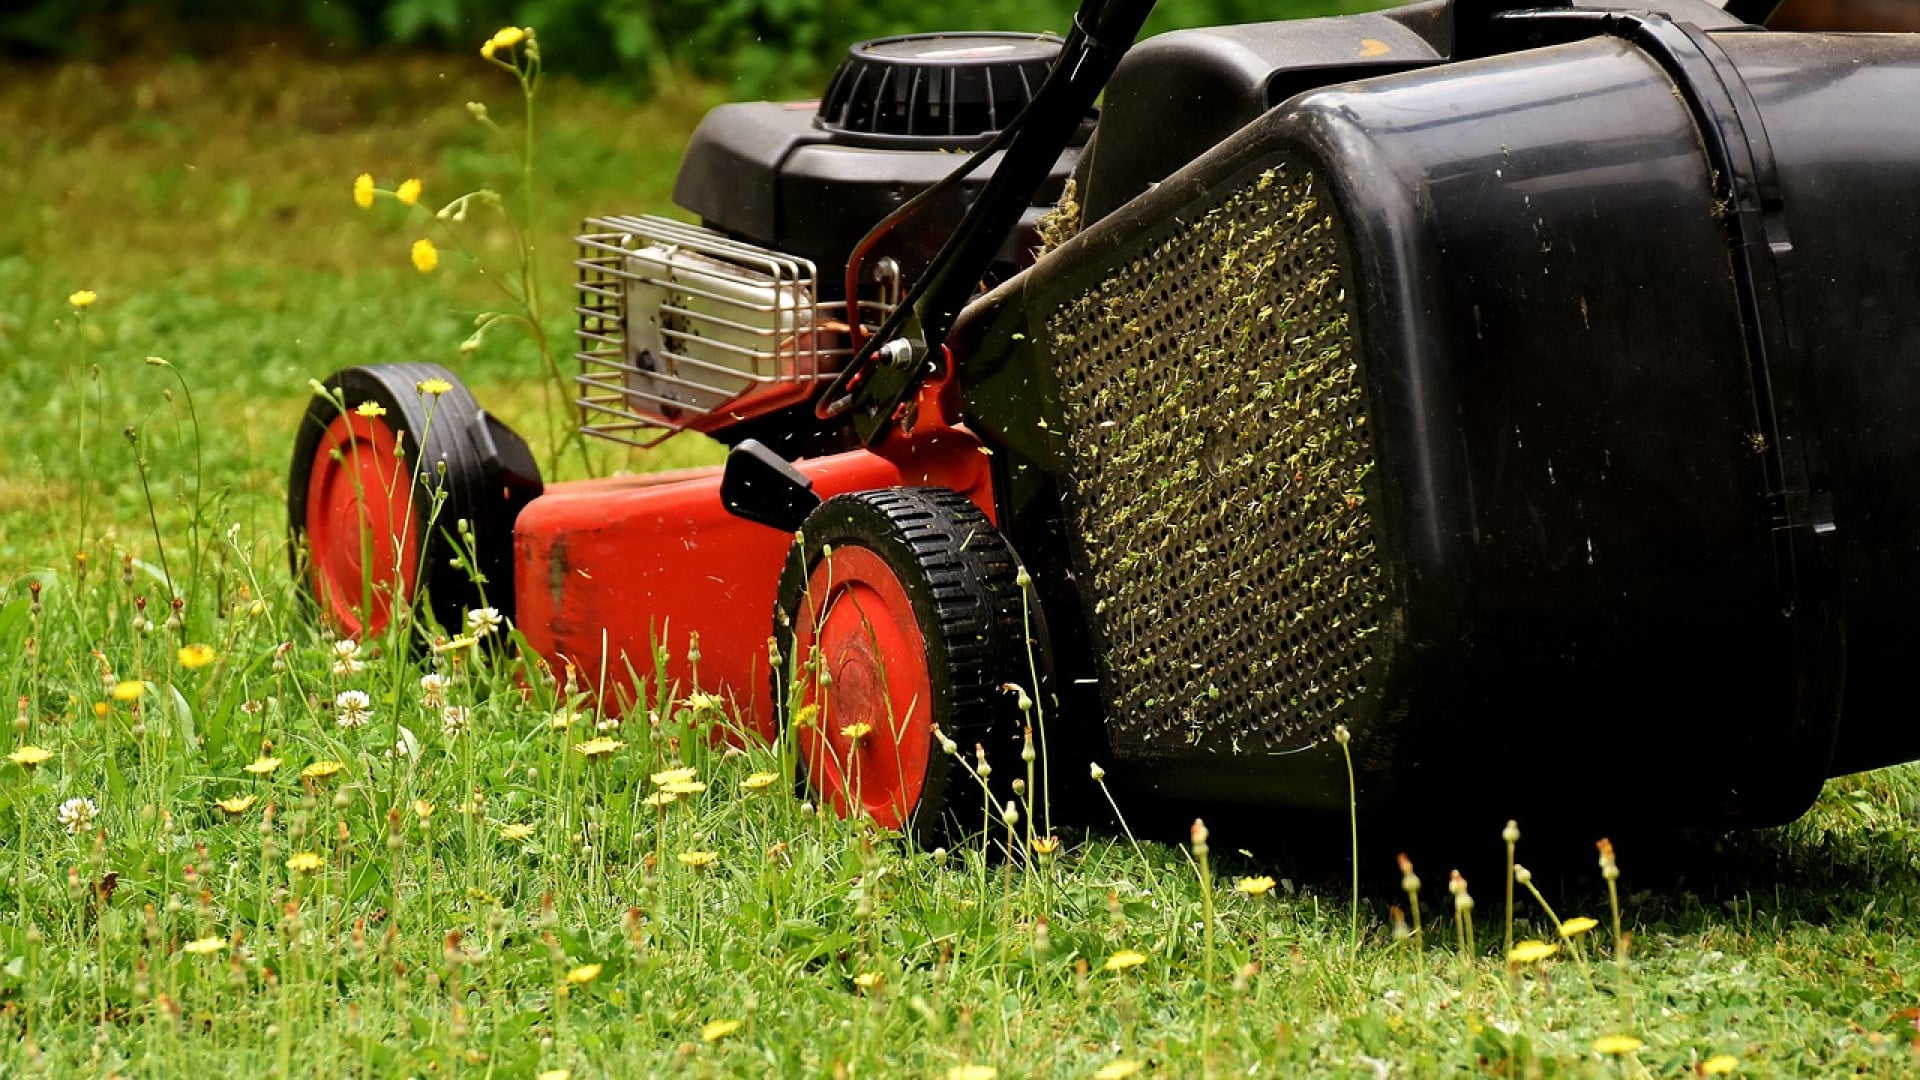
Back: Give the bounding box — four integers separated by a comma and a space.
288, 363, 528, 640
774, 487, 1036, 848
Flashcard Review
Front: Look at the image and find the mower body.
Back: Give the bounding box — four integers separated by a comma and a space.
305, 0, 1920, 833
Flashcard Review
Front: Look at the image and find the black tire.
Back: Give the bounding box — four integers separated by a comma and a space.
773, 487, 1041, 848
288, 363, 536, 639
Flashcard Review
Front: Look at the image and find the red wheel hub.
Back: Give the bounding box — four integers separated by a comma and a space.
791, 546, 935, 829
303, 412, 421, 638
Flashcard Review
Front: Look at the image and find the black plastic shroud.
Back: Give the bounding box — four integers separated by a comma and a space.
952, 3, 1920, 829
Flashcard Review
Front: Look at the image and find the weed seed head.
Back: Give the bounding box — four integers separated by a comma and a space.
1597, 838, 1619, 881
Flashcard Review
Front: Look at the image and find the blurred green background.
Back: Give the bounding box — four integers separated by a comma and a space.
2, 0, 1389, 93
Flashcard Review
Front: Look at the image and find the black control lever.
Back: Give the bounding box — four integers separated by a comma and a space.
822, 0, 1160, 445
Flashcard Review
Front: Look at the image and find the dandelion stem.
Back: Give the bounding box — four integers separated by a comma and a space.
1336, 725, 1359, 949
126, 426, 178, 614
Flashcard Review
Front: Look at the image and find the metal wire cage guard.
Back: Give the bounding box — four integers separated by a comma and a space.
575, 215, 863, 447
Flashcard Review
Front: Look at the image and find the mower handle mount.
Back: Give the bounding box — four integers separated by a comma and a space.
821, 0, 1159, 444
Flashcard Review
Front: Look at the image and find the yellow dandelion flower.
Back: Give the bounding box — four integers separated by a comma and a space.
300, 760, 344, 781
651, 766, 698, 787
69, 289, 98, 308
853, 971, 883, 990
640, 791, 679, 808
1558, 916, 1599, 938
177, 643, 216, 669
244, 756, 283, 776
417, 377, 453, 396
111, 680, 145, 701
9, 745, 53, 768
1094, 1061, 1144, 1080
490, 26, 527, 51
182, 936, 226, 956
573, 737, 624, 759
1592, 1035, 1643, 1056
741, 771, 779, 792
661, 780, 706, 795
411, 238, 439, 274
1031, 835, 1061, 856
792, 703, 819, 728
433, 633, 478, 651
498, 822, 535, 842
677, 850, 718, 868
1236, 875, 1277, 896
92, 701, 110, 718
354, 400, 387, 418
353, 173, 374, 209
1102, 949, 1148, 972
948, 1066, 997, 1080
395, 178, 423, 206
565, 963, 602, 985
700, 1018, 741, 1042
413, 799, 435, 820
839, 722, 873, 742
1701, 1054, 1739, 1075
215, 794, 258, 815
285, 851, 325, 874
1508, 940, 1559, 964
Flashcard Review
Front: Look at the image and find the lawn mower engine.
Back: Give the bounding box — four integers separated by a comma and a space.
292, 0, 1920, 844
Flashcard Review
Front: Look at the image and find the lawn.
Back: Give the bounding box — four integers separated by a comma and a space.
1, 33, 1918, 1079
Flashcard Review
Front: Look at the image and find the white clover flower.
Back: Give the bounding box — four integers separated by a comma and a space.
465, 607, 503, 638
334, 689, 373, 729
420, 672, 451, 709
332, 638, 365, 677
441, 705, 470, 738
57, 797, 98, 835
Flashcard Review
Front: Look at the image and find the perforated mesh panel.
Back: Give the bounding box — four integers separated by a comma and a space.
1047, 161, 1385, 751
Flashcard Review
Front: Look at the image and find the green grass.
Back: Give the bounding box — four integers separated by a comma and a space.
2, 44, 1920, 1080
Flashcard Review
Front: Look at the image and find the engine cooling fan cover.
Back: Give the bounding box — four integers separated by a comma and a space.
816, 32, 1061, 146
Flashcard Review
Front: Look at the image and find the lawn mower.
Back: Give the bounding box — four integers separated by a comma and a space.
291, 0, 1920, 844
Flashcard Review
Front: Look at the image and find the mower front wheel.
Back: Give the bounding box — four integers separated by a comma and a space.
287, 363, 537, 641
773, 487, 1038, 848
